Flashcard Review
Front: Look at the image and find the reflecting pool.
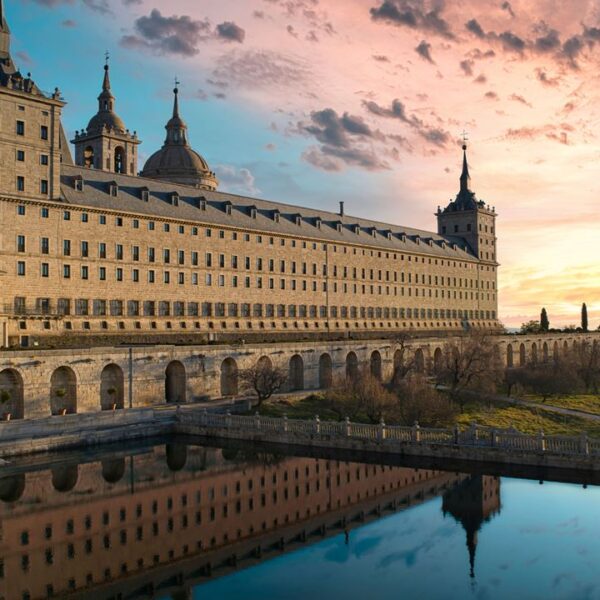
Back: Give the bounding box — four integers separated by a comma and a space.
0, 441, 598, 600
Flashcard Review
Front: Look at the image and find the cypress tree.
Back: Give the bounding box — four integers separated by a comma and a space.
582, 303, 589, 332
540, 308, 549, 332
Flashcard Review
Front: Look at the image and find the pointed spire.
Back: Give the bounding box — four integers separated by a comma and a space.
165, 81, 188, 146
102, 51, 111, 92
460, 143, 471, 193
97, 53, 115, 114
173, 77, 180, 118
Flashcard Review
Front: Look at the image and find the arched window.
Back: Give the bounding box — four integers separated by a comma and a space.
83, 145, 95, 168
114, 146, 125, 174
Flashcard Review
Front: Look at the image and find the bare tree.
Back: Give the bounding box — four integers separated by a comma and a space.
239, 362, 287, 406
519, 359, 583, 402
572, 341, 600, 394
435, 332, 502, 411
391, 333, 417, 384
395, 376, 457, 427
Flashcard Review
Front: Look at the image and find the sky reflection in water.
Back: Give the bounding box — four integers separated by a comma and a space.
197, 479, 600, 600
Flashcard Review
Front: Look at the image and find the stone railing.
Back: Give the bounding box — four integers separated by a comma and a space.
179, 410, 600, 458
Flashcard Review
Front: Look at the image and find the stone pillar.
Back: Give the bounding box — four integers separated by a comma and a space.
580, 431, 589, 455
344, 416, 350, 437
283, 414, 288, 433
412, 421, 420, 443
379, 418, 386, 441
538, 430, 546, 452
254, 411, 261, 430
314, 414, 320, 435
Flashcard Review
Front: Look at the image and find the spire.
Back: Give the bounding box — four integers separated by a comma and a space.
98, 53, 115, 113
460, 143, 471, 193
165, 81, 188, 146
102, 51, 111, 92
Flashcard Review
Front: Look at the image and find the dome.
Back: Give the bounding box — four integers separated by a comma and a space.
86, 110, 126, 135
140, 86, 218, 191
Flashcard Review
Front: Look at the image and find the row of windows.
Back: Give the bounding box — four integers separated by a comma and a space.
15, 120, 48, 139
16, 149, 49, 164
14, 205, 495, 271
15, 177, 49, 194
13, 296, 496, 320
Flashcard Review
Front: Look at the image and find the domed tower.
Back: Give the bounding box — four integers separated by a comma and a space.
72, 57, 140, 174
141, 85, 218, 190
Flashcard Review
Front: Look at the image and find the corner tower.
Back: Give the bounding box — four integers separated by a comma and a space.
437, 144, 497, 264
141, 85, 218, 190
72, 58, 140, 174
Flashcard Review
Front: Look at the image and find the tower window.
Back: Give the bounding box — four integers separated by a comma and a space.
16, 121, 25, 136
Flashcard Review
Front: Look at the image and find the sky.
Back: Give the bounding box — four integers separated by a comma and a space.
6, 0, 600, 328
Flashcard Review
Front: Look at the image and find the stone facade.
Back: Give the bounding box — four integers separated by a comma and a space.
0, 12, 499, 348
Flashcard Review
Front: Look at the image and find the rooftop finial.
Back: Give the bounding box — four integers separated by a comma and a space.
460, 132, 471, 193
102, 51, 111, 92
173, 77, 180, 118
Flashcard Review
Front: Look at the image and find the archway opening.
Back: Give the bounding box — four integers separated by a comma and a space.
83, 145, 94, 168
0, 475, 25, 502
114, 146, 125, 173
319, 353, 333, 389
220, 358, 238, 397
414, 349, 425, 374
50, 367, 77, 415
370, 350, 382, 380
506, 344, 514, 368
346, 352, 359, 381
433, 348, 443, 374
101, 458, 126, 484
0, 368, 24, 419
165, 361, 186, 403
289, 354, 304, 391
519, 344, 526, 367
51, 465, 78, 492
542, 342, 549, 363
166, 443, 188, 472
100, 364, 124, 410
531, 343, 538, 364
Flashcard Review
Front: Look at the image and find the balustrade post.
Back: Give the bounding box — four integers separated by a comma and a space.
379, 417, 386, 441
412, 421, 421, 443
538, 429, 546, 452
580, 431, 589, 456
490, 429, 496, 447
201, 409, 208, 426
283, 414, 288, 433
453, 424, 460, 445
471, 422, 479, 444
314, 415, 321, 435
344, 416, 351, 437
254, 411, 261, 431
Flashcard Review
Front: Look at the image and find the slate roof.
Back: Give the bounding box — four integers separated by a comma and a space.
59, 164, 476, 261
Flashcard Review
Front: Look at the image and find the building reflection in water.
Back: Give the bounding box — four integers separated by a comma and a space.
442, 474, 501, 579
0, 444, 500, 599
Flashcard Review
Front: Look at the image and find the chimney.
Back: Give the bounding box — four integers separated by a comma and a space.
339, 201, 345, 217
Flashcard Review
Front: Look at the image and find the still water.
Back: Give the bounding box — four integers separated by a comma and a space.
0, 441, 598, 600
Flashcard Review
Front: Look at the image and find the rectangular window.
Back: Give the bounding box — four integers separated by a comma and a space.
148, 247, 155, 263
40, 180, 48, 194
40, 125, 48, 140
81, 266, 88, 280
99, 215, 106, 225
63, 240, 71, 256
148, 270, 155, 283
16, 120, 24, 136
17, 235, 25, 253
40, 154, 49, 165
99, 267, 106, 280
164, 271, 170, 284
81, 241, 88, 257
178, 250, 185, 265
75, 299, 89, 315
132, 246, 139, 261
132, 268, 139, 282
41, 263, 49, 277
41, 237, 49, 254
63, 210, 70, 221
163, 249, 170, 264
17, 261, 25, 276
81, 212, 88, 223
16, 176, 25, 191
63, 265, 71, 279
116, 268, 123, 281
116, 244, 123, 260
41, 207, 49, 218
99, 243, 106, 259
16, 150, 25, 161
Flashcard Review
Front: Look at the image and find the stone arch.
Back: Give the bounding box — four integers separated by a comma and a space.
50, 366, 77, 415
346, 351, 359, 381
531, 343, 538, 364
553, 341, 559, 360
114, 145, 125, 173
101, 458, 126, 484
0, 368, 24, 419
100, 364, 124, 410
51, 465, 78, 493
542, 342, 549, 363
166, 443, 187, 472
220, 358, 238, 397
165, 361, 186, 403
414, 348, 425, 374
370, 350, 382, 380
257, 355, 272, 371
433, 348, 443, 374
519, 343, 526, 367
318, 353, 333, 389
506, 344, 514, 368
563, 340, 569, 355
289, 354, 304, 391
0, 474, 25, 502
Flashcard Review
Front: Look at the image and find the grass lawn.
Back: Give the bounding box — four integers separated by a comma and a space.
250, 393, 600, 438
520, 394, 600, 416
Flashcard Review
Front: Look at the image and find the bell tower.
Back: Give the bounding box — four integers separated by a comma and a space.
72, 56, 140, 175
436, 144, 497, 264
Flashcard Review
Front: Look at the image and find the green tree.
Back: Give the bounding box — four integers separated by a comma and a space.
520, 320, 541, 334
582, 302, 589, 332
540, 308, 549, 332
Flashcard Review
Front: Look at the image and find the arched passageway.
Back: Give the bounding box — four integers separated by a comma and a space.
166, 443, 187, 472
531, 343, 538, 364
506, 344, 514, 368
101, 458, 126, 484
220, 358, 238, 397
289, 354, 304, 391
165, 361, 186, 403
542, 342, 549, 363
519, 344, 526, 367
0, 368, 24, 419
50, 367, 77, 415
51, 465, 78, 492
346, 352, 359, 381
370, 351, 382, 380
433, 348, 443, 374
414, 349, 425, 374
553, 341, 559, 360
100, 364, 124, 410
319, 353, 333, 389
0, 475, 25, 502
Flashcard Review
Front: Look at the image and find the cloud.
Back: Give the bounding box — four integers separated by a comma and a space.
505, 123, 573, 145
362, 98, 450, 147
29, 0, 110, 12
415, 40, 434, 63
61, 19, 77, 27
372, 54, 390, 62
298, 108, 389, 171
370, 1, 454, 40
484, 90, 498, 100
216, 21, 246, 43
15, 51, 32, 65
459, 59, 474, 76
536, 68, 560, 87
509, 93, 532, 107
214, 165, 260, 196
501, 1, 515, 18
465, 18, 485, 39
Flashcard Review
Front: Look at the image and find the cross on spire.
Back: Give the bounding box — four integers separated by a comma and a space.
105, 50, 110, 66
461, 129, 469, 144
174, 76, 180, 91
